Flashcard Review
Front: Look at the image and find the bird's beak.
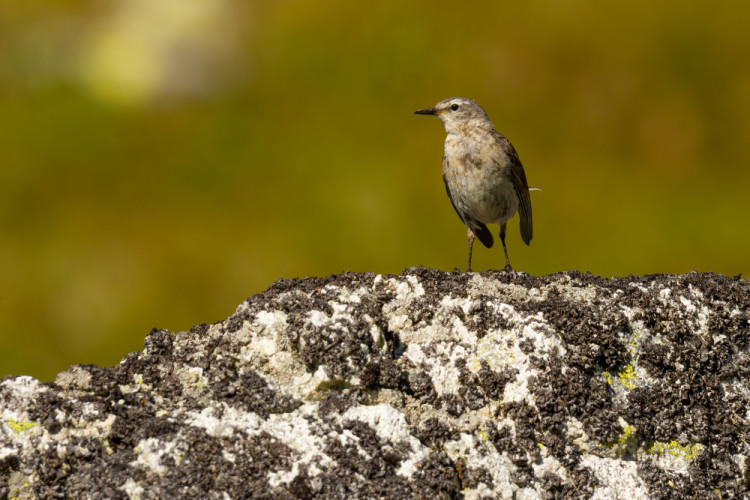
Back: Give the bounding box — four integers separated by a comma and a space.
414, 107, 437, 115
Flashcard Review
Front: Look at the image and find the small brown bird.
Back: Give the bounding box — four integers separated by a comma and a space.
415, 97, 532, 272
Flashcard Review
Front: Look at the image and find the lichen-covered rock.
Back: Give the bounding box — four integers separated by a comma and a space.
1, 269, 749, 499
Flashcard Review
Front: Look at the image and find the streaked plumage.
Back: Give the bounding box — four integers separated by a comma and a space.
414, 97, 532, 271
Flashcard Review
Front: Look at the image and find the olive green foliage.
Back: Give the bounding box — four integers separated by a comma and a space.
2, 1, 749, 380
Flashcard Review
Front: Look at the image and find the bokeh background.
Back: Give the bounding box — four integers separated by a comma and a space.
2, 1, 749, 381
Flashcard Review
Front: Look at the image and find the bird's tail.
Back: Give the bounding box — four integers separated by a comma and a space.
519, 212, 532, 245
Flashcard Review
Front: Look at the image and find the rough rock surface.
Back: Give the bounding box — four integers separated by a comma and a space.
1, 269, 749, 499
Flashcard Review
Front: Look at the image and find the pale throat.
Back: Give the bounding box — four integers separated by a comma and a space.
444, 124, 492, 161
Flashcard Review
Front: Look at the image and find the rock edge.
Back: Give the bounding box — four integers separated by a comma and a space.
1, 268, 749, 499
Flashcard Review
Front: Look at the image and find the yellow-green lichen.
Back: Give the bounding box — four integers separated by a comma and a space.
652, 336, 670, 345
599, 418, 638, 457
476, 429, 488, 443
617, 364, 637, 390
602, 365, 636, 389
6, 472, 34, 500
187, 368, 208, 392
7, 418, 37, 433
647, 440, 703, 461
618, 423, 636, 443
627, 330, 644, 356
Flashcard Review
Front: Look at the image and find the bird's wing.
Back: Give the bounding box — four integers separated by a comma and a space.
495, 132, 532, 245
442, 170, 494, 249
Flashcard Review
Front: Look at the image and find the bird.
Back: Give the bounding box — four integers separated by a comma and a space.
414, 97, 532, 272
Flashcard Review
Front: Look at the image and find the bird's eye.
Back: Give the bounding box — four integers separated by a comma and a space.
450, 104, 460, 111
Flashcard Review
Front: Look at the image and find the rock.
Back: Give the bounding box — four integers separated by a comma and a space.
1, 268, 749, 499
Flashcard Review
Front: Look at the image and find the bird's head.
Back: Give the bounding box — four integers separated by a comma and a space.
414, 97, 492, 134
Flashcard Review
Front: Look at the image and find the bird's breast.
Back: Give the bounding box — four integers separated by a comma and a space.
442, 135, 519, 225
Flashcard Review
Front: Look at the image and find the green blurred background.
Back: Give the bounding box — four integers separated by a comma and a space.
2, 1, 749, 381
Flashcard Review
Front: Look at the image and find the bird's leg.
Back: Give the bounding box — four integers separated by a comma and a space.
466, 227, 475, 273
500, 223, 512, 271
